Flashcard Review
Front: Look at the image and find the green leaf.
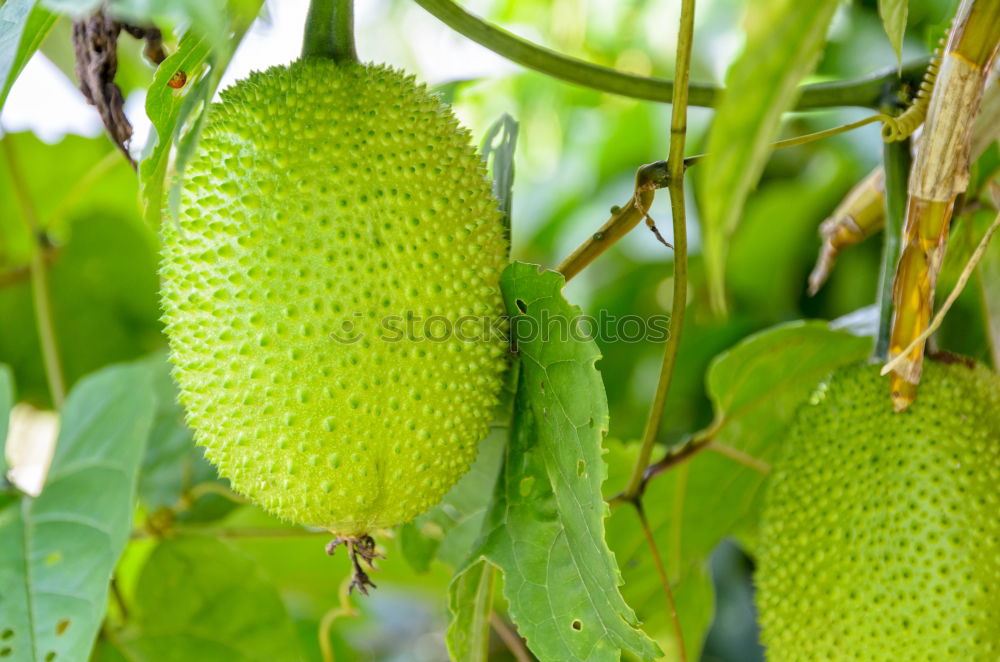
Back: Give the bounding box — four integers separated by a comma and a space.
0, 0, 57, 111
878, 0, 909, 64
137, 352, 238, 523
453, 262, 660, 662
410, 389, 512, 569
697, 0, 840, 315
0, 135, 162, 404
114, 536, 302, 662
446, 559, 497, 662
603, 322, 869, 658
139, 1, 263, 228
398, 521, 441, 573
0, 361, 154, 662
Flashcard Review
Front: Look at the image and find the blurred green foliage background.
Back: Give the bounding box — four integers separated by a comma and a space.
1, 0, 988, 659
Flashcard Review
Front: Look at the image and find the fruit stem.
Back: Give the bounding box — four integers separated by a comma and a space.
873, 137, 911, 361
303, 0, 358, 64
414, 0, 929, 110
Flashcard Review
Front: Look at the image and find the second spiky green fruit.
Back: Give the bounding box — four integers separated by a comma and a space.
159, 59, 509, 536
756, 360, 1000, 660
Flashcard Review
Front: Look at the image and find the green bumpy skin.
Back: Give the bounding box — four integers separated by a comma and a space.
756, 360, 1000, 661
159, 59, 509, 536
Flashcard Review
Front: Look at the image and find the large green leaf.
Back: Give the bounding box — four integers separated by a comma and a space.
697, 0, 839, 315
649, 323, 869, 577
0, 361, 154, 662
139, 0, 263, 227
603, 322, 869, 659
451, 262, 660, 662
0, 0, 57, 110
878, 0, 909, 64
110, 536, 302, 662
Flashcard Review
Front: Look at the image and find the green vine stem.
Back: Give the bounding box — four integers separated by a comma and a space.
874, 138, 912, 361
303, 0, 358, 63
622, 0, 695, 505
415, 0, 929, 110
2, 136, 66, 409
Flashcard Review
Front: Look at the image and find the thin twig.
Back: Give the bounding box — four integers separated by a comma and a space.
319, 576, 359, 662
130, 526, 329, 540
556, 162, 667, 281
558, 114, 888, 284
683, 115, 888, 167
882, 207, 1000, 375
490, 613, 533, 662
2, 136, 66, 408
636, 504, 686, 662
183, 481, 249, 505
705, 441, 771, 474
110, 575, 129, 622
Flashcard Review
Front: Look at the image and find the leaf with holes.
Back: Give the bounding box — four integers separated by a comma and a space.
697, 0, 840, 314
450, 262, 660, 662
139, 1, 263, 227
108, 536, 302, 662
0, 0, 58, 110
0, 361, 154, 662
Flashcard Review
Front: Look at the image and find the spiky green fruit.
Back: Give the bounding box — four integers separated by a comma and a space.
159, 59, 509, 536
756, 360, 1000, 660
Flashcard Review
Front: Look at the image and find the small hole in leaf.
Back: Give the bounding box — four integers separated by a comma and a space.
55, 620, 69, 636
571, 619, 583, 631
0, 647, 11, 657
587, 417, 594, 428
515, 299, 527, 313
577, 460, 586, 477
539, 381, 545, 393
0, 631, 10, 641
